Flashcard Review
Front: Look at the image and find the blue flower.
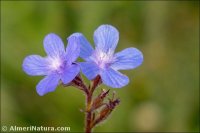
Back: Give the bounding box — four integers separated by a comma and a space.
22, 33, 80, 96
71, 25, 143, 88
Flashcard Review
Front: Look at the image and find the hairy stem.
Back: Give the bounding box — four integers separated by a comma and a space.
69, 75, 118, 133
85, 76, 101, 133
85, 91, 92, 133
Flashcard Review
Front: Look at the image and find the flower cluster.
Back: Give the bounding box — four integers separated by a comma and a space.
23, 24, 143, 95
22, 24, 143, 133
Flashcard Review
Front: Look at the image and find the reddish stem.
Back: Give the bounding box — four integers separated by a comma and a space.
70, 75, 120, 132
85, 92, 92, 133
85, 76, 101, 133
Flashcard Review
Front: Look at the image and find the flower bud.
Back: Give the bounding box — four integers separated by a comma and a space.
91, 89, 110, 110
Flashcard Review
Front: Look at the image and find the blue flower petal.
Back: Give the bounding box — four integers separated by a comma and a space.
43, 33, 65, 57
61, 64, 80, 84
69, 33, 94, 60
36, 73, 60, 96
94, 25, 119, 53
111, 48, 143, 70
22, 55, 50, 76
80, 62, 100, 80
100, 68, 129, 88
65, 34, 81, 63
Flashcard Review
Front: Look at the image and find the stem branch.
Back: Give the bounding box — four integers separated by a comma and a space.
85, 76, 101, 133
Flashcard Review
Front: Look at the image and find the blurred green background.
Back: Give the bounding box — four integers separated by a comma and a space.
1, 1, 199, 132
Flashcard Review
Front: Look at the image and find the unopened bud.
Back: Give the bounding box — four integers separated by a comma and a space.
91, 89, 110, 110
92, 97, 120, 128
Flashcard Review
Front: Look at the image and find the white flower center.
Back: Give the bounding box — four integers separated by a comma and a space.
48, 57, 62, 70
92, 49, 114, 69
98, 51, 110, 62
